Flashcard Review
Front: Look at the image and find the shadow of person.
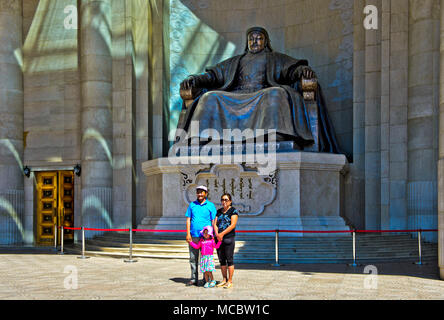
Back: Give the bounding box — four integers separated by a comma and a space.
169, 277, 191, 285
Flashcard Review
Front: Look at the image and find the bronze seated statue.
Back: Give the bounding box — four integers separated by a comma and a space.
174, 26, 342, 155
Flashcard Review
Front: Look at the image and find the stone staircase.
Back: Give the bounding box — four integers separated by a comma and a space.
63, 231, 438, 264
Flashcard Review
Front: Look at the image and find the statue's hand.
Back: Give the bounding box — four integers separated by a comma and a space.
301, 66, 316, 80
180, 76, 196, 90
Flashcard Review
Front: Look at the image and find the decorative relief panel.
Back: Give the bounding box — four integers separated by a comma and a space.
181, 164, 277, 216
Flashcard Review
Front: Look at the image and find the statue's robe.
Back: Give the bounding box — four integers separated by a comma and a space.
175, 50, 342, 154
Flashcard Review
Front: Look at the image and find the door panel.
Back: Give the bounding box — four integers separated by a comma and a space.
36, 171, 75, 245
36, 172, 57, 245
58, 171, 74, 241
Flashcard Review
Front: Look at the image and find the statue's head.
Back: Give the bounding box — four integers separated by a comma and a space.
245, 26, 273, 53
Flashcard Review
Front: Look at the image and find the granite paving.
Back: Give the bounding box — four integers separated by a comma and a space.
0, 251, 443, 300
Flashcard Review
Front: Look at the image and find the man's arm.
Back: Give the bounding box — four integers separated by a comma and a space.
186, 217, 192, 243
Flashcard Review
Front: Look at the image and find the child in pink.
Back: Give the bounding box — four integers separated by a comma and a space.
189, 225, 221, 288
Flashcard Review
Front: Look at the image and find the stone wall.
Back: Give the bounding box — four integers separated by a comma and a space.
0, 0, 23, 244
348, 0, 440, 239
23, 0, 80, 167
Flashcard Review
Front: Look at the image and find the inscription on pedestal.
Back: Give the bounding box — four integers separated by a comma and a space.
181, 164, 277, 215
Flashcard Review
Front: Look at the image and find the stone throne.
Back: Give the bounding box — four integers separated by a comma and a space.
179, 77, 321, 152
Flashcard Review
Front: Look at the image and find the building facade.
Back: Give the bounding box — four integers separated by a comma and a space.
0, 0, 443, 278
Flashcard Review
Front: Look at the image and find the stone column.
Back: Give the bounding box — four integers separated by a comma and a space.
380, 0, 391, 229
365, 0, 382, 229
408, 0, 440, 241
80, 0, 113, 237
350, 0, 366, 229
438, 0, 444, 280
385, 0, 409, 231
133, 0, 149, 227
0, 0, 24, 244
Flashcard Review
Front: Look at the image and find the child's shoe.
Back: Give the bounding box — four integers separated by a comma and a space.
209, 280, 216, 288
204, 282, 210, 288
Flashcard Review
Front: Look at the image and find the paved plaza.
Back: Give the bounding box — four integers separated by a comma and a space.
0, 251, 443, 300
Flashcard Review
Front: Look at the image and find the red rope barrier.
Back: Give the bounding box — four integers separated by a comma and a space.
279, 230, 353, 233
355, 229, 438, 233
84, 227, 130, 232
133, 229, 186, 233
235, 230, 276, 233
57, 227, 439, 233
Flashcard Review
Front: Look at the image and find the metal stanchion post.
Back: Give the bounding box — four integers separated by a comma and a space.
77, 227, 90, 259
54, 225, 58, 252
415, 230, 424, 265
58, 226, 65, 255
349, 230, 358, 267
272, 229, 280, 267
124, 228, 137, 263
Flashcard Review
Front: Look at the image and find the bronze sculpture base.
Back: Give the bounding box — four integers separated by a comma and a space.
171, 140, 305, 157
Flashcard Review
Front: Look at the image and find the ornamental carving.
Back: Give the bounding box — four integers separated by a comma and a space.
181, 164, 277, 216
0, 0, 21, 14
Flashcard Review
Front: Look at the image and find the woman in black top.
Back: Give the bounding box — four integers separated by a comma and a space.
214, 193, 238, 289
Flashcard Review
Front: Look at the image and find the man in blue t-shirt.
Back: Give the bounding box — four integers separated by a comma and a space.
185, 185, 216, 286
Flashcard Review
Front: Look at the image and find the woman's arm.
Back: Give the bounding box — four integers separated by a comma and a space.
218, 214, 239, 238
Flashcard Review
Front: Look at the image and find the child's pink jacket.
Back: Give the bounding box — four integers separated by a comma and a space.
189, 238, 221, 256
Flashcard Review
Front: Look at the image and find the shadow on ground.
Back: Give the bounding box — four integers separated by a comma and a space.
230, 260, 441, 281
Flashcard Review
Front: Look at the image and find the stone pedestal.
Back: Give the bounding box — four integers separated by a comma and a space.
138, 152, 350, 236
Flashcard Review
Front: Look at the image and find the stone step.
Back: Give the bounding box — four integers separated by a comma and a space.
88, 235, 419, 245
85, 237, 430, 248
88, 233, 435, 245
64, 232, 437, 264
90, 232, 417, 240
82, 240, 434, 254
80, 242, 436, 256
64, 246, 436, 264
66, 236, 437, 263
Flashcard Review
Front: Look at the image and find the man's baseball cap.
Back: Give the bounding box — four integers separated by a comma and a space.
196, 185, 208, 192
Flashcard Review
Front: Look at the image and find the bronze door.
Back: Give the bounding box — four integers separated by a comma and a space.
36, 171, 74, 245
